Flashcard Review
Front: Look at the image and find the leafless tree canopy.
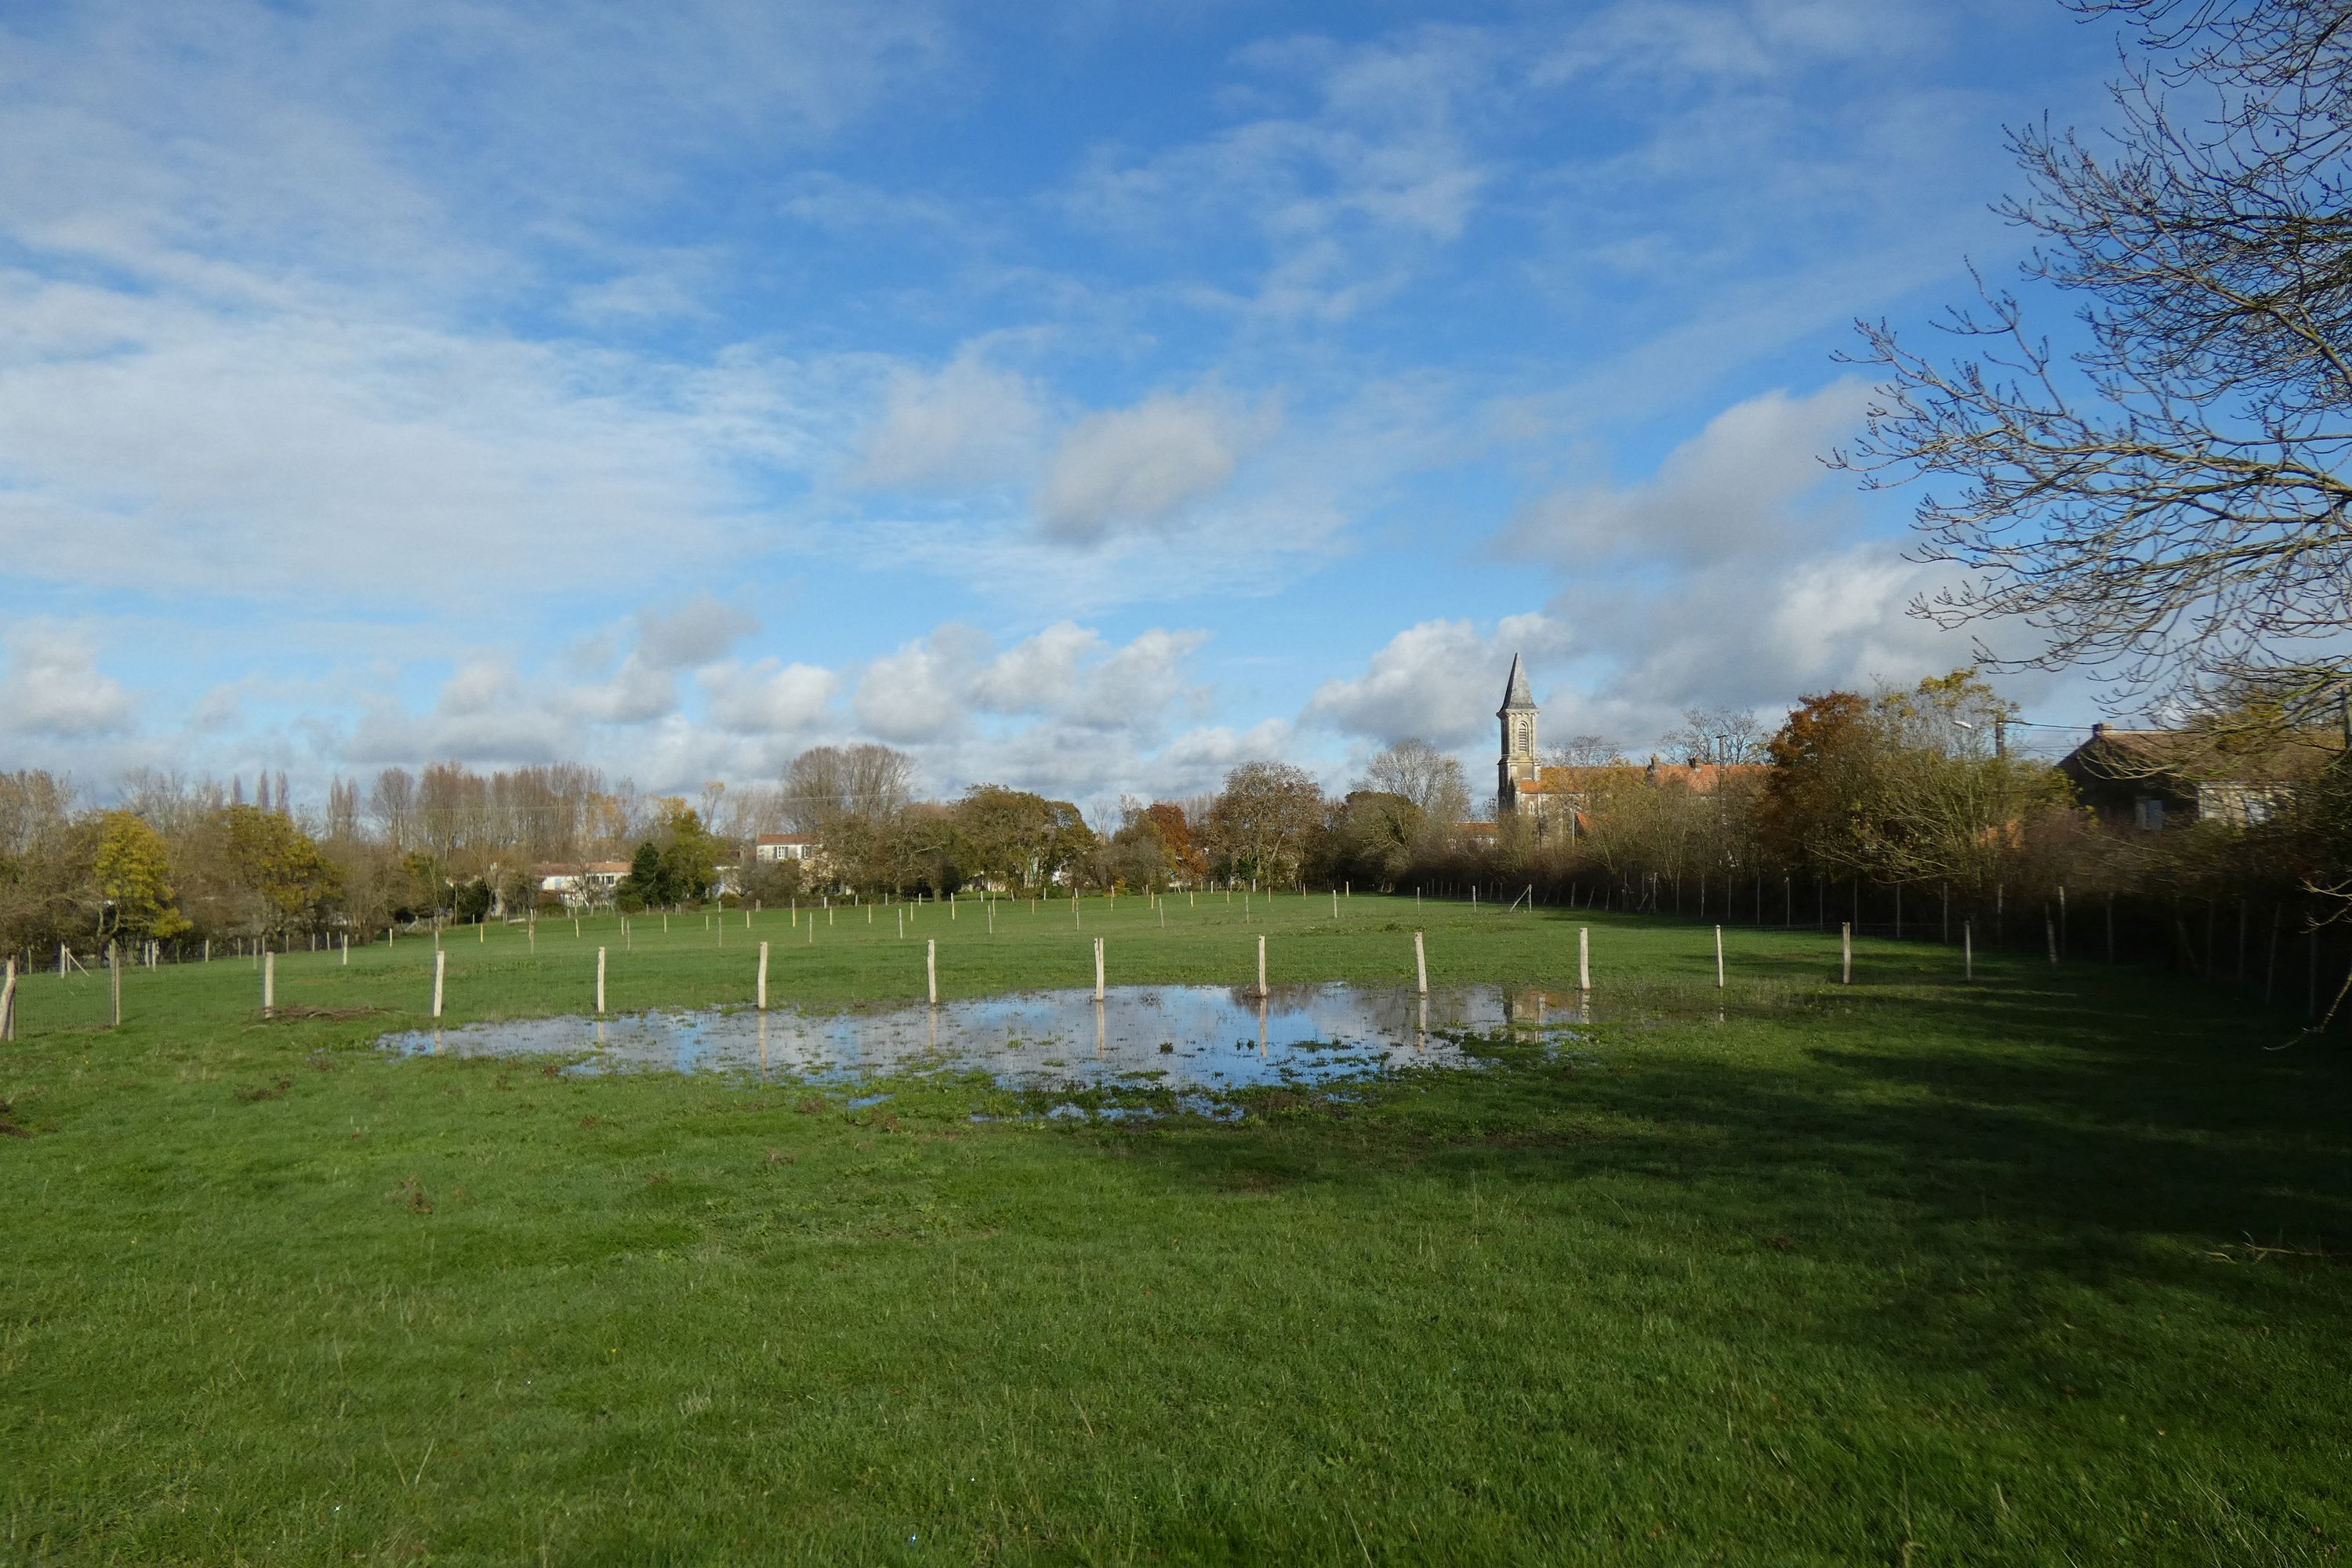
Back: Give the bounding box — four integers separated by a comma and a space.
778, 745, 916, 833
1356, 738, 1472, 823
1839, 0, 2352, 724
1544, 734, 1625, 768
1661, 708, 1768, 766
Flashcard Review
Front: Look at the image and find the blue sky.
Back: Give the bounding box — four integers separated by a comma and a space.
0, 0, 2124, 816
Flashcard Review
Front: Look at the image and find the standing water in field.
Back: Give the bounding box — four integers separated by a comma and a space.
377, 982, 1585, 1090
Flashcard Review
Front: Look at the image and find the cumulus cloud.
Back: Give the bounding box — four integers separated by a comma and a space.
852, 622, 1210, 746
1303, 614, 1573, 746
1157, 719, 1301, 784
343, 659, 581, 766
855, 354, 1045, 489
0, 623, 136, 737
567, 661, 680, 726
698, 659, 836, 735
635, 594, 760, 671
558, 596, 757, 725
1035, 392, 1269, 544
1584, 539, 1983, 711
1506, 379, 1871, 564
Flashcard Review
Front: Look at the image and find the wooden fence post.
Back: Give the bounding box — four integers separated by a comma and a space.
262, 949, 274, 1020
1964, 920, 1973, 982
431, 950, 445, 1018
757, 942, 769, 1011
1715, 926, 1724, 989
0, 957, 15, 1042
928, 938, 938, 1007
1414, 931, 1428, 996
1094, 936, 1105, 1001
1256, 935, 1267, 997
1841, 924, 1853, 985
1579, 925, 1591, 993
596, 947, 607, 1014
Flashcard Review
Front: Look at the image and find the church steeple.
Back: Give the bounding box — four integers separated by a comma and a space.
1499, 652, 1534, 713
1497, 654, 1539, 815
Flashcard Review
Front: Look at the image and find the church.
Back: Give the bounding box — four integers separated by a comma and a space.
1491, 654, 1766, 831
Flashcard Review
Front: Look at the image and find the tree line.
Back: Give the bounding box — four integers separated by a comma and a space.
6, 667, 2344, 984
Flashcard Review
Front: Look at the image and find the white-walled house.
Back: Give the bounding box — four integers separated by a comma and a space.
538, 862, 631, 909
754, 833, 820, 863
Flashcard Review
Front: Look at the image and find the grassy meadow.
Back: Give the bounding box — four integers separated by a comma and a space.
2, 892, 2348, 1564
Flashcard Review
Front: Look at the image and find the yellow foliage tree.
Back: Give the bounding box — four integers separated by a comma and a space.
91, 811, 191, 943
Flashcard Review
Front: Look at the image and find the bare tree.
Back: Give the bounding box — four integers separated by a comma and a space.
1840, 0, 2352, 726
367, 768, 417, 854
1358, 739, 1472, 824
1544, 734, 1625, 768
1661, 707, 1767, 766
780, 744, 915, 829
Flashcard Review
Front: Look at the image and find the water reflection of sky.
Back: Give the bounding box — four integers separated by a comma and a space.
378, 983, 1590, 1091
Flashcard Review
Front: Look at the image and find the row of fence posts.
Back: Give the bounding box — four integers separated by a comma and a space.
0, 913, 1898, 1033
9, 896, 2334, 1032
394, 925, 1632, 1017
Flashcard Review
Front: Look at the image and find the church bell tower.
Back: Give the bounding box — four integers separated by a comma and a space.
1497, 653, 1538, 815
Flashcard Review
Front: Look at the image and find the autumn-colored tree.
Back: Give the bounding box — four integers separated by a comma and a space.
91, 811, 191, 942
219, 804, 342, 937
1759, 691, 1876, 870
1204, 762, 1327, 887
1145, 802, 1206, 884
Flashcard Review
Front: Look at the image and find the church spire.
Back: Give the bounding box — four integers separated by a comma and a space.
1498, 652, 1535, 713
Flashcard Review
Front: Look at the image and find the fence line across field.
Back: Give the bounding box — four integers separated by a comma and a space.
9, 892, 2348, 1036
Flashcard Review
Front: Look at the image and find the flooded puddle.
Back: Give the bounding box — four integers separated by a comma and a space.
378, 982, 1588, 1091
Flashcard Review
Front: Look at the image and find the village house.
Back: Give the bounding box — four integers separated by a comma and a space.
2056, 723, 2332, 831
753, 833, 820, 864
537, 861, 631, 909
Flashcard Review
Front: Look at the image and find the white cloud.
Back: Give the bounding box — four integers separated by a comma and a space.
1304, 614, 1573, 746
1036, 391, 1267, 544
0, 2, 953, 287
852, 625, 993, 743
343, 659, 582, 766
568, 253, 717, 323
1535, 0, 1940, 89
698, 659, 837, 734
567, 662, 679, 726
635, 594, 760, 671
855, 354, 1045, 490
0, 276, 823, 613
1065, 27, 1497, 319
0, 623, 135, 737
1592, 539, 1981, 709
1158, 719, 1300, 782
1506, 379, 1872, 564
851, 621, 1211, 746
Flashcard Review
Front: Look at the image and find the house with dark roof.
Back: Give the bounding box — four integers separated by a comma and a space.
2057, 724, 2333, 831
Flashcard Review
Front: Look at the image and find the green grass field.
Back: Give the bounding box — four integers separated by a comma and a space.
4, 893, 2348, 1564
